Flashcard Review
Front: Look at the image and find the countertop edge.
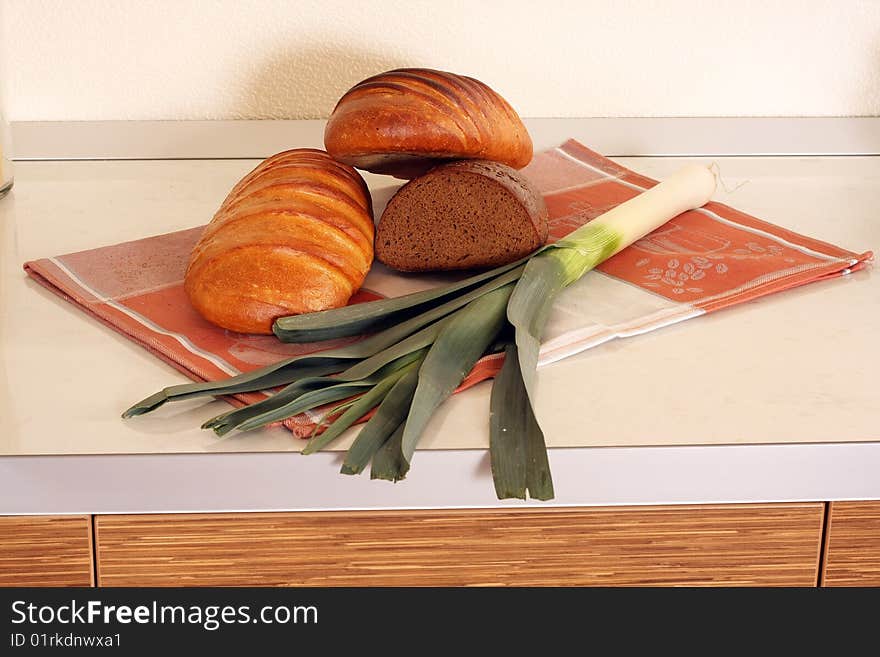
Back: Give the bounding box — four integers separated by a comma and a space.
3, 442, 879, 515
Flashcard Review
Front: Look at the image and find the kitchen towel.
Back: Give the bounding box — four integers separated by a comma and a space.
24, 139, 872, 438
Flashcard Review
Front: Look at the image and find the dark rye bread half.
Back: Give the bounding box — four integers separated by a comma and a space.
376, 160, 549, 272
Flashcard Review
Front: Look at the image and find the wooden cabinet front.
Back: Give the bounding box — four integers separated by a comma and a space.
0, 515, 94, 587
95, 503, 824, 587
822, 501, 880, 586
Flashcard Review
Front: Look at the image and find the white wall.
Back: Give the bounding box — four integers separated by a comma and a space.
1, 0, 878, 121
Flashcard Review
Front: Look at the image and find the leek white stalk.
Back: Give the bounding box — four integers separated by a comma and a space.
565, 165, 717, 260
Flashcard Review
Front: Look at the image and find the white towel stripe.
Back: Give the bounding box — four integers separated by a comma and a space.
537, 304, 704, 367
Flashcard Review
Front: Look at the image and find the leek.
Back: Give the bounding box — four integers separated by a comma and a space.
123, 164, 716, 501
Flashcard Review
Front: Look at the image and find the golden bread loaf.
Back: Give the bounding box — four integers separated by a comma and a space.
324, 68, 533, 178
184, 149, 374, 334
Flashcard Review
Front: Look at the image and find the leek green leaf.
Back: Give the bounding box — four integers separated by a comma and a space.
209, 379, 371, 436
490, 343, 554, 500
370, 423, 407, 482
341, 365, 420, 475
489, 343, 527, 499
207, 350, 425, 436
122, 361, 343, 418
272, 258, 529, 343
202, 339, 431, 434
302, 363, 412, 455
335, 317, 448, 382
201, 372, 340, 432
506, 254, 566, 402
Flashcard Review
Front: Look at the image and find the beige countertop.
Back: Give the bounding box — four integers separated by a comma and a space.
0, 120, 878, 512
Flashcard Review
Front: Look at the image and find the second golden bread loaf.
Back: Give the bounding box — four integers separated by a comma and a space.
185, 149, 374, 334
324, 68, 533, 178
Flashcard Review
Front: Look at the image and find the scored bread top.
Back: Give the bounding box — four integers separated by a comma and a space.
324, 68, 533, 178
185, 149, 374, 334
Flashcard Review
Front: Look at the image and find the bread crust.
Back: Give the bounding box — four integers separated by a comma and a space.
185, 149, 374, 334
325, 69, 533, 178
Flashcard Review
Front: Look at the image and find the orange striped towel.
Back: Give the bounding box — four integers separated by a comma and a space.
24, 140, 872, 437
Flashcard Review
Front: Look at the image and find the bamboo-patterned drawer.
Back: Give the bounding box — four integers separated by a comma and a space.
95, 503, 823, 587
0, 515, 94, 587
821, 501, 880, 586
